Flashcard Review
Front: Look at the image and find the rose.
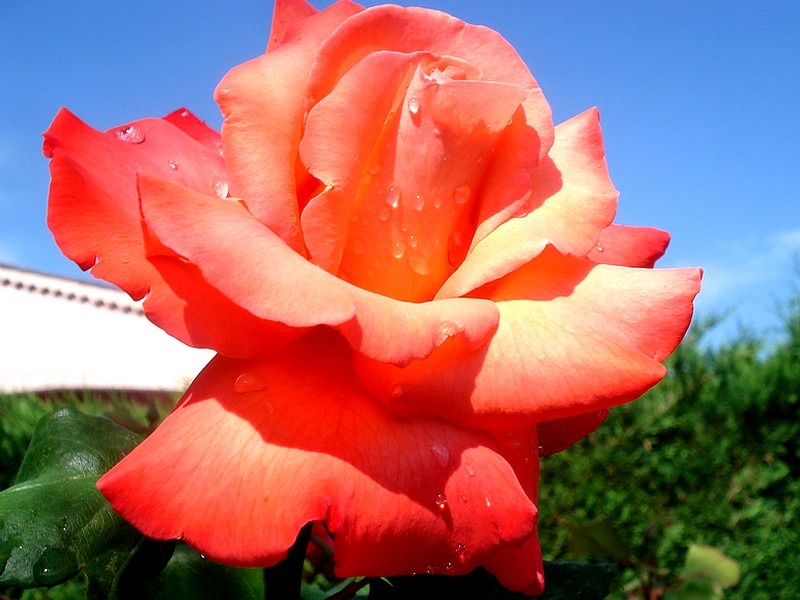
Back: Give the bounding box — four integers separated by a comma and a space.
43, 0, 701, 593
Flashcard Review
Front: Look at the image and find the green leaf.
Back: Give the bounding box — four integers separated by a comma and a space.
142, 543, 264, 599
567, 518, 633, 564
0, 408, 172, 595
678, 544, 740, 589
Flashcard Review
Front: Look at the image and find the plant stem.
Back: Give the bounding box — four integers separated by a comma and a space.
263, 522, 313, 600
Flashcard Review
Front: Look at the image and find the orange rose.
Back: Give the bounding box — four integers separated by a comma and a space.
43, 0, 701, 593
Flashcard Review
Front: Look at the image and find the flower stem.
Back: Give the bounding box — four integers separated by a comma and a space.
263, 522, 313, 600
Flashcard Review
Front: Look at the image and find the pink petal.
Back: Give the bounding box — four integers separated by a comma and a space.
589, 224, 671, 267
357, 249, 702, 428
214, 1, 362, 254
97, 332, 540, 582
438, 108, 618, 299
138, 172, 500, 365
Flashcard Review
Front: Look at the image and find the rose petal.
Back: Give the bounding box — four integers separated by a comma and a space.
138, 172, 499, 365
301, 49, 527, 301
44, 108, 229, 298
267, 0, 320, 50
589, 224, 671, 268
307, 5, 551, 150
537, 409, 609, 457
214, 1, 362, 254
163, 107, 222, 151
357, 249, 702, 428
97, 332, 539, 581
438, 108, 618, 299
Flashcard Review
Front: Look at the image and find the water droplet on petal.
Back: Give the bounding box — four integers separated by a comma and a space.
440, 321, 458, 337
369, 164, 381, 175
168, 160, 178, 170
408, 235, 418, 248
465, 465, 476, 477
385, 185, 400, 208
407, 97, 420, 115
596, 245, 604, 253
180, 109, 190, 118
485, 496, 492, 508
214, 180, 229, 198
391, 384, 403, 398
412, 194, 425, 211
434, 493, 448, 510
455, 543, 466, 555
433, 196, 443, 209
445, 561, 454, 571
265, 401, 277, 415
391, 239, 406, 259
234, 372, 266, 393
378, 206, 391, 222
115, 125, 145, 144
461, 494, 469, 503
430, 443, 450, 467
426, 565, 437, 574
453, 184, 471, 205
408, 255, 430, 276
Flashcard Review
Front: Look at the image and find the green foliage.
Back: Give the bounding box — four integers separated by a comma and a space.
0, 409, 173, 598
538, 304, 800, 598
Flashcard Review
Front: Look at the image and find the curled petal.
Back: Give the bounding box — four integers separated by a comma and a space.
439, 108, 618, 299
163, 108, 222, 151
537, 409, 609, 457
357, 249, 702, 428
44, 108, 229, 299
215, 1, 362, 253
589, 224, 671, 268
98, 332, 539, 582
138, 173, 499, 365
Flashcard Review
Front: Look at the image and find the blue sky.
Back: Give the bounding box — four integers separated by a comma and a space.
2, 1, 798, 345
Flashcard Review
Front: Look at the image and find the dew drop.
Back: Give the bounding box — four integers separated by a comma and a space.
461, 494, 469, 503
385, 185, 400, 208
168, 160, 178, 170
115, 125, 145, 144
391, 239, 406, 259
180, 109, 190, 118
391, 384, 404, 398
408, 255, 430, 276
596, 245, 604, 253
412, 194, 425, 211
426, 565, 437, 575
440, 320, 458, 337
453, 184, 471, 205
378, 206, 391, 222
445, 561, 454, 571
485, 496, 492, 508
433, 196, 443, 209
359, 172, 371, 185
465, 465, 476, 477
434, 493, 448, 510
408, 235, 418, 249
455, 543, 466, 555
369, 164, 381, 175
234, 372, 266, 393
407, 97, 420, 116
430, 443, 450, 468
214, 180, 229, 198
265, 401, 277, 415
32, 547, 78, 587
